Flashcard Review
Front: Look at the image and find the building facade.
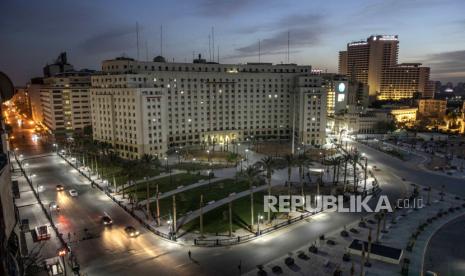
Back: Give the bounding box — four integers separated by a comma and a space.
90, 57, 327, 159
26, 78, 44, 125
339, 35, 431, 100
41, 71, 92, 134
418, 99, 447, 119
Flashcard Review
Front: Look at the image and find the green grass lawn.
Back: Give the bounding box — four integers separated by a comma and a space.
179, 183, 343, 235
150, 178, 252, 220
124, 173, 210, 201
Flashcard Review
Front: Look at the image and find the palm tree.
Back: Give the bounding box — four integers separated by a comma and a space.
327, 156, 340, 185
284, 154, 295, 196
350, 152, 362, 194
342, 154, 350, 192
239, 165, 263, 231
295, 154, 311, 209
258, 156, 276, 223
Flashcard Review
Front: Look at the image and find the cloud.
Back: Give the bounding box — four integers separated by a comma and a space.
233, 13, 325, 56
79, 26, 138, 55
193, 0, 258, 17
424, 50, 465, 82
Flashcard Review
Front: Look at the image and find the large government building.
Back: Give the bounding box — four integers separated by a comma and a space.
90, 56, 328, 159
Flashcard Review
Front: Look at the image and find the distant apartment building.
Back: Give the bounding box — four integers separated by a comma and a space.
333, 110, 391, 135
41, 71, 92, 134
26, 77, 44, 124
338, 35, 431, 100
43, 52, 74, 78
11, 87, 31, 117
338, 51, 348, 75
90, 56, 328, 159
418, 98, 447, 119
385, 106, 418, 124
315, 73, 369, 116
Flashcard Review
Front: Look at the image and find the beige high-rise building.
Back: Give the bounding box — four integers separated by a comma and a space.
339, 35, 430, 100
40, 71, 92, 134
90, 56, 328, 159
338, 51, 348, 75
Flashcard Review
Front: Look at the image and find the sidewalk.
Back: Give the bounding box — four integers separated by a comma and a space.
12, 161, 77, 275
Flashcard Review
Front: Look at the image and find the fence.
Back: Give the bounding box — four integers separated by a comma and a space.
59, 151, 382, 248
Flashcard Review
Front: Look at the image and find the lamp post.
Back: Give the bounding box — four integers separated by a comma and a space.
361, 153, 368, 195
57, 248, 68, 276
245, 149, 249, 166
206, 150, 211, 162
257, 214, 263, 235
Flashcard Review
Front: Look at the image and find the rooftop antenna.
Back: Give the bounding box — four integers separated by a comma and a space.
192, 51, 195, 62
212, 27, 215, 62
258, 39, 261, 63
160, 25, 163, 56
217, 46, 219, 63
287, 30, 290, 63
136, 22, 140, 60
208, 34, 211, 62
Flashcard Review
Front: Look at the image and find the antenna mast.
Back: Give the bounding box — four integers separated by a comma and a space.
212, 27, 215, 62
287, 30, 290, 63
258, 40, 261, 63
208, 34, 211, 62
160, 25, 163, 56
136, 22, 140, 60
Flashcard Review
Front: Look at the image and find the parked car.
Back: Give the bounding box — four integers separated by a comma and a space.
56, 185, 64, 191
124, 226, 139, 237
101, 216, 113, 226
69, 189, 78, 197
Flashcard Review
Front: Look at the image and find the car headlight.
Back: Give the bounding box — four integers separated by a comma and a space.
135, 231, 139, 235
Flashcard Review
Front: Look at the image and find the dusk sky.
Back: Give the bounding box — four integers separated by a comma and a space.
1, 0, 465, 86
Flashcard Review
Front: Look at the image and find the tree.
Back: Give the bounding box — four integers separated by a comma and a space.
239, 165, 263, 230
327, 156, 340, 185
284, 154, 295, 196
342, 154, 350, 192
374, 121, 396, 133
350, 152, 362, 194
295, 153, 311, 208
258, 156, 276, 223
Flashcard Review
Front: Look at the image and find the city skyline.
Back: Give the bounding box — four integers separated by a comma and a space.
1, 0, 465, 85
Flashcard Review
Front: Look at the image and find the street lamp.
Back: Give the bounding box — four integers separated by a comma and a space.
206, 150, 211, 162
245, 149, 249, 166
57, 248, 68, 276
361, 153, 368, 195
257, 214, 263, 234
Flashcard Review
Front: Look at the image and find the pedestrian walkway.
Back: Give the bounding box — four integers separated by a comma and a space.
244, 183, 465, 276
138, 176, 229, 205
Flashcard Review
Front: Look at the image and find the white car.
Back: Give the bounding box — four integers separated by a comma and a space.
69, 189, 78, 197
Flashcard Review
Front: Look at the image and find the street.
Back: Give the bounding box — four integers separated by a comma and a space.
10, 118, 464, 275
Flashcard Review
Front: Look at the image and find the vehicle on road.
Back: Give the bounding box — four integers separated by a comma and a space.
101, 215, 113, 226
56, 185, 64, 191
124, 226, 139, 237
69, 189, 78, 197
35, 225, 51, 240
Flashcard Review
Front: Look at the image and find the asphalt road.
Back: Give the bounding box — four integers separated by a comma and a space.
10, 118, 462, 275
